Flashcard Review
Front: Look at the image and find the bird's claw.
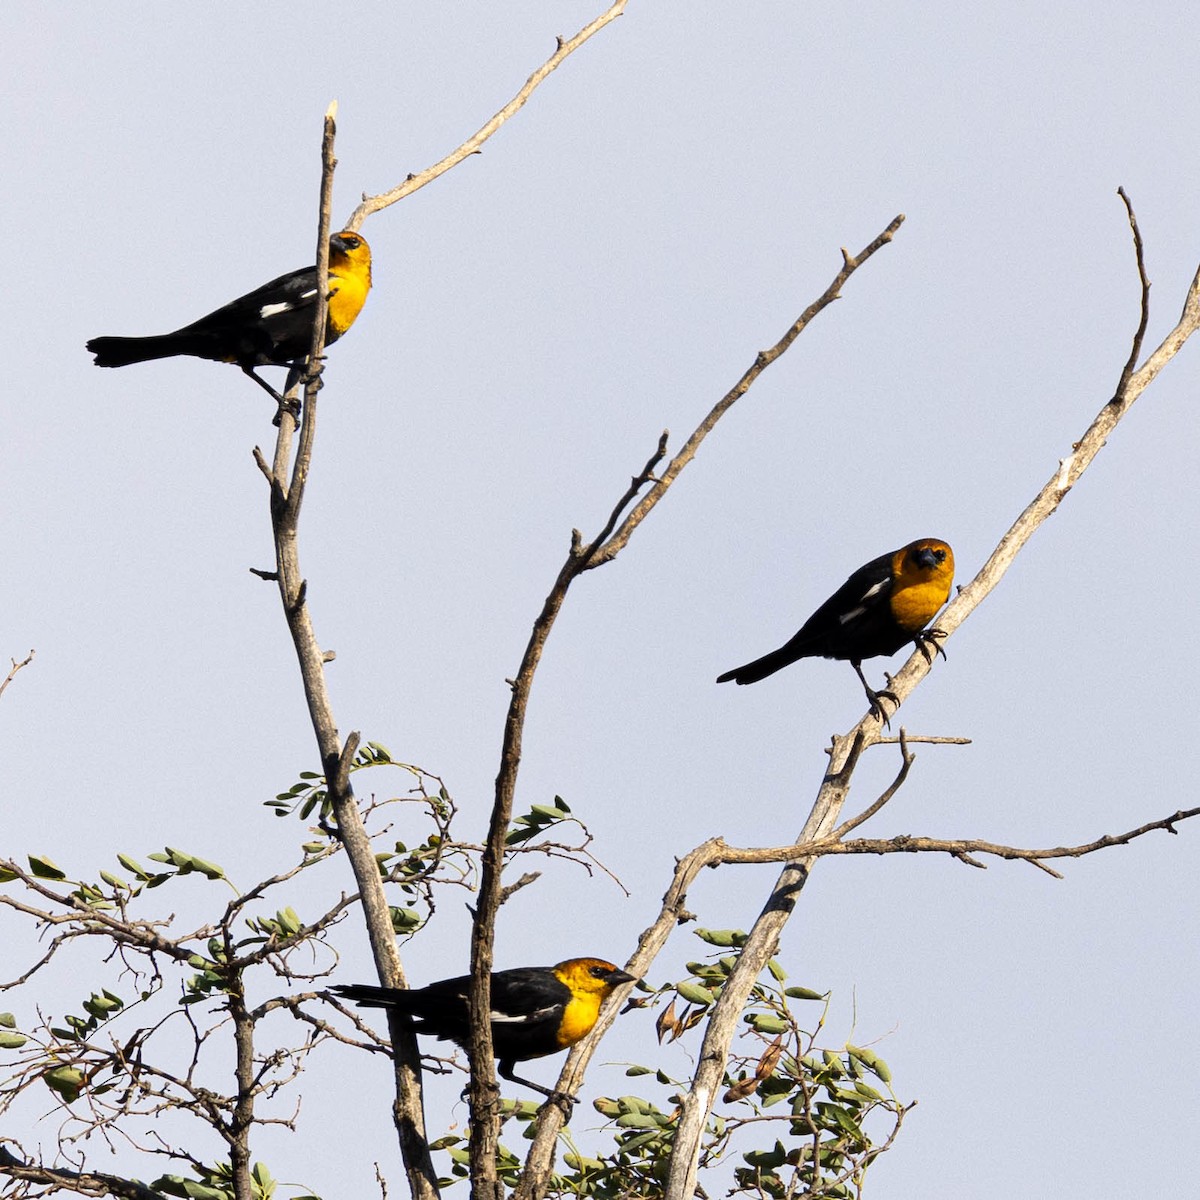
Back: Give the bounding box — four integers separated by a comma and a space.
272, 395, 302, 428
866, 685, 898, 728
541, 1090, 576, 1121
915, 628, 948, 664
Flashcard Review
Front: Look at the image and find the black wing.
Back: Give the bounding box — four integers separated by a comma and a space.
717, 550, 900, 684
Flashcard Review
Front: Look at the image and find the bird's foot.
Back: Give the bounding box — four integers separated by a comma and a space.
541, 1089, 576, 1122
272, 394, 302, 428
854, 662, 896, 726
866, 685, 898, 727
915, 628, 948, 664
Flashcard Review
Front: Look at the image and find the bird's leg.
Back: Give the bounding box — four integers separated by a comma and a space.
240, 364, 286, 406
272, 365, 306, 427
239, 364, 300, 427
498, 1062, 556, 1099
853, 660, 896, 726
914, 627, 948, 664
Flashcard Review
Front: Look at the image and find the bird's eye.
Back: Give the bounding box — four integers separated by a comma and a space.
591, 966, 608, 978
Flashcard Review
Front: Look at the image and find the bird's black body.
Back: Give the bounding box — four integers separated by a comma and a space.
334, 968, 573, 1063
331, 958, 636, 1096
85, 231, 372, 410
88, 264, 329, 371
717, 541, 954, 687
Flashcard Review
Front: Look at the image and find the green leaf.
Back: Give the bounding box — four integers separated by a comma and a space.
747, 1014, 788, 1035
0, 1032, 29, 1049
846, 1044, 892, 1083
187, 856, 226, 880
624, 1064, 653, 1076
784, 986, 826, 1000
43, 1065, 85, 1102
83, 994, 123, 1018
0, 865, 18, 883
99, 870, 128, 889
0, 1012, 16, 1028
694, 928, 745, 947
561, 1153, 604, 1172
28, 855, 66, 881
675, 981, 714, 1007
743, 1144, 787, 1170
766, 958, 786, 981
277, 907, 302, 935
389, 907, 423, 933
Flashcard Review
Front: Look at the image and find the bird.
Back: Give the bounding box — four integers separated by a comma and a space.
86, 230, 372, 408
717, 538, 955, 713
331, 957, 636, 1097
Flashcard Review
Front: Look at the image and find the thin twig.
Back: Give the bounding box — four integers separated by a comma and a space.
1113, 187, 1150, 399
585, 216, 906, 570
345, 3, 630, 230
831, 729, 915, 840
0, 650, 35, 702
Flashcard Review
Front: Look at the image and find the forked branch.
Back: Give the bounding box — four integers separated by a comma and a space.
658, 191, 1200, 1200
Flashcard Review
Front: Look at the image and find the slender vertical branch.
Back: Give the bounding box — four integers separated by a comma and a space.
227, 978, 256, 1200
260, 107, 438, 1200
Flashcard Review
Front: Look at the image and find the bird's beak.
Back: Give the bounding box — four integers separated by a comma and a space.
608, 969, 638, 986
914, 548, 939, 569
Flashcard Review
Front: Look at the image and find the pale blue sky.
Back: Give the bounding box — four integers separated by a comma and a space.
3, 3, 1198, 1197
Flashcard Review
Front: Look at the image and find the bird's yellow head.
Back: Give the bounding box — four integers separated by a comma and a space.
553, 958, 637, 999
889, 539, 955, 631
551, 958, 637, 1049
330, 230, 371, 272
894, 539, 953, 587
325, 231, 372, 337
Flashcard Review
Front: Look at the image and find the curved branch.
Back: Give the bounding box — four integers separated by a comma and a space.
345, 3, 629, 230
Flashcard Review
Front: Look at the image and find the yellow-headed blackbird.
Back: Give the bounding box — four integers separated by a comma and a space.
86, 231, 372, 404
332, 957, 636, 1096
717, 538, 955, 710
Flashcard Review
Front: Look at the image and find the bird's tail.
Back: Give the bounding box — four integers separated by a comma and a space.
329, 983, 412, 1011
86, 334, 213, 367
716, 645, 800, 686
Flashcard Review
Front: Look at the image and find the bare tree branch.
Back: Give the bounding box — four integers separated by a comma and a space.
254, 109, 438, 1199
0, 650, 34, 702
0, 1146, 165, 1200
497, 215, 905, 1200
345, 3, 630, 230
658, 192, 1200, 1200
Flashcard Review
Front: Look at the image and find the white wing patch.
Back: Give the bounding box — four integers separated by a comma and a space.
491, 1004, 556, 1023
259, 288, 317, 320
839, 580, 886, 625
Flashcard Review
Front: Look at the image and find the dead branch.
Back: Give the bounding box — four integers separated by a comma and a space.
504, 215, 906, 1200
345, 3, 630, 230
658, 193, 1200, 1200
